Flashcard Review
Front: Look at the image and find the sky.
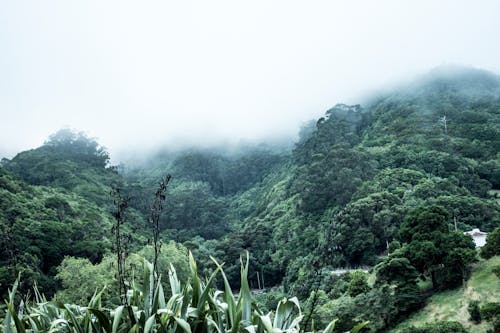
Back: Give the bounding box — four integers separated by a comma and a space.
1, 0, 500, 160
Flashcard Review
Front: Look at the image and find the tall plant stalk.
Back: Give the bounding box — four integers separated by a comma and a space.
302, 266, 323, 332
148, 175, 171, 312
111, 187, 130, 306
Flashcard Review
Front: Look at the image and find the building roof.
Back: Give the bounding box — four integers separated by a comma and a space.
464, 228, 488, 236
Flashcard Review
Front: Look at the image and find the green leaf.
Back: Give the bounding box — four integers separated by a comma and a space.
174, 317, 192, 333
112, 305, 125, 333
259, 314, 280, 333
49, 318, 69, 332
169, 264, 181, 295
189, 251, 200, 307
238, 252, 253, 324
197, 265, 221, 310
350, 321, 369, 333
63, 304, 84, 333
153, 276, 166, 312
322, 319, 338, 333
144, 315, 156, 333
89, 308, 112, 333
7, 302, 26, 333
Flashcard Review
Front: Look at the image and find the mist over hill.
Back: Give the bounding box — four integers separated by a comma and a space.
1, 67, 499, 332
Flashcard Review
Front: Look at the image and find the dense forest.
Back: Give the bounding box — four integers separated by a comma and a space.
1, 67, 500, 332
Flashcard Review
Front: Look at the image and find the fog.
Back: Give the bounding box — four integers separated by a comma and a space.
1, 0, 500, 161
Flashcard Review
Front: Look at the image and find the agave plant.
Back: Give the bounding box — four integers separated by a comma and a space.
2, 253, 368, 333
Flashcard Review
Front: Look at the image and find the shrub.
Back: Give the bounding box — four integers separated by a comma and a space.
468, 300, 481, 323
487, 316, 500, 333
348, 270, 370, 297
401, 321, 468, 332
481, 228, 500, 259
492, 265, 500, 279
481, 302, 500, 321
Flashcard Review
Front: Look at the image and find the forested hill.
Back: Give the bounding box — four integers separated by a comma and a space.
1, 67, 499, 331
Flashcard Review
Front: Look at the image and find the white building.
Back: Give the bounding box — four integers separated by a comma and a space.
464, 228, 488, 247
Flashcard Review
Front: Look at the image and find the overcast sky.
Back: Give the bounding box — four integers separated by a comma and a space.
1, 0, 500, 159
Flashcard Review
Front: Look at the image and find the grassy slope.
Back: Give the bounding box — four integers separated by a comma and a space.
389, 255, 500, 332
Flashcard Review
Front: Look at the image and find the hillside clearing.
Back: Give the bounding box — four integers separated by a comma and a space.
389, 255, 500, 332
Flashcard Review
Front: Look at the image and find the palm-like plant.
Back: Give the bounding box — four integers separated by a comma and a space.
2, 253, 368, 333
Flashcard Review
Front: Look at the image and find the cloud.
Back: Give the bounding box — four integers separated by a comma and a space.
1, 0, 500, 159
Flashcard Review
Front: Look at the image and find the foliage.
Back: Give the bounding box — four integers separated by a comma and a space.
161, 181, 229, 240
389, 256, 500, 333
493, 266, 500, 280
169, 148, 285, 196
488, 317, 500, 333
0, 167, 113, 298
348, 271, 370, 297
468, 301, 482, 323
326, 191, 403, 265
375, 257, 421, 315
55, 242, 190, 306
481, 228, 500, 259
2, 67, 500, 332
2, 254, 362, 333
4, 129, 121, 206
399, 206, 476, 290
480, 302, 500, 321
400, 321, 469, 333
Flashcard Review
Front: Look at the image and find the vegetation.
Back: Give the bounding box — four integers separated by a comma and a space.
481, 227, 500, 259
3, 252, 367, 333
390, 256, 500, 333
1, 67, 499, 332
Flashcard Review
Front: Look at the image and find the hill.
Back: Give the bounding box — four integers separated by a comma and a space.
390, 256, 500, 333
0, 166, 115, 297
1, 66, 499, 332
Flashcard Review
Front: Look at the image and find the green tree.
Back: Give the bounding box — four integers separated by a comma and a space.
468, 300, 481, 323
326, 191, 404, 265
56, 242, 190, 306
399, 206, 476, 289
348, 270, 370, 297
401, 321, 469, 333
162, 181, 228, 240
481, 227, 500, 259
375, 257, 421, 315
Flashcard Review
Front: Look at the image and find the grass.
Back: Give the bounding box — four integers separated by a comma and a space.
389, 255, 500, 333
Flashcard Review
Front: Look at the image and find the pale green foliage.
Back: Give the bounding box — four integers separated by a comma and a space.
55, 242, 190, 306
55, 256, 116, 305
137, 241, 191, 286
348, 271, 370, 297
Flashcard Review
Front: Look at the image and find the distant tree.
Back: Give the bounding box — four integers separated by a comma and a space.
55, 242, 190, 306
326, 191, 404, 265
481, 227, 500, 259
493, 266, 500, 279
480, 302, 500, 321
430, 196, 500, 232
348, 270, 370, 297
45, 128, 110, 168
468, 300, 481, 323
162, 181, 228, 240
399, 205, 476, 289
292, 104, 376, 213
375, 257, 421, 314
401, 321, 468, 333
399, 205, 449, 243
